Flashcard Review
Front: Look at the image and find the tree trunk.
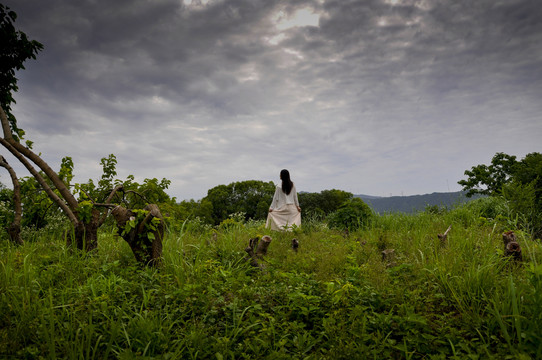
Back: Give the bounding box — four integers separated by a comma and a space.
0, 156, 23, 245
110, 204, 164, 266
255, 235, 272, 257
67, 208, 100, 251
245, 235, 272, 269
7, 224, 22, 245
437, 225, 452, 247
291, 238, 299, 252
503, 231, 522, 261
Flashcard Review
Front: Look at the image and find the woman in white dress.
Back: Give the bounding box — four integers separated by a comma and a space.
266, 169, 301, 231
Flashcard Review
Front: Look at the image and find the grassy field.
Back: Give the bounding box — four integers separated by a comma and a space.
1, 200, 542, 359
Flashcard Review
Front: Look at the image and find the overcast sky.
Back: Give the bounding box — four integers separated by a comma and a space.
2, 0, 541, 200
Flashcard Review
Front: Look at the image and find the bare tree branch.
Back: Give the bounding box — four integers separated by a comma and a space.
125, 189, 149, 203
105, 185, 124, 204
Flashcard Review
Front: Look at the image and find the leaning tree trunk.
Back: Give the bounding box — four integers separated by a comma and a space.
0, 106, 96, 251
0, 155, 23, 245
110, 204, 164, 266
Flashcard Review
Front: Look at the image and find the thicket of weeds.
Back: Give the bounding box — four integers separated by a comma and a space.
1, 200, 542, 359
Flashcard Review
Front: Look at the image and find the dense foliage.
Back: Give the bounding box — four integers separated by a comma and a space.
181, 185, 357, 227
0, 153, 177, 246
1, 200, 542, 359
199, 180, 276, 225
0, 4, 43, 139
327, 197, 374, 231
459, 152, 542, 238
298, 189, 353, 218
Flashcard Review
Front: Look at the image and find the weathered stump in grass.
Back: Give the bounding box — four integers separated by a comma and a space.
245, 235, 272, 268
381, 248, 396, 267
437, 225, 452, 247
503, 231, 522, 261
292, 238, 299, 252
245, 239, 261, 268
256, 235, 272, 257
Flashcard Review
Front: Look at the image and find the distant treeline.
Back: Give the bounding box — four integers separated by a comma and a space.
175, 181, 479, 225
177, 182, 356, 225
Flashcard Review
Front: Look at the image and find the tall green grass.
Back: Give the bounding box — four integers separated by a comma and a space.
1, 202, 541, 358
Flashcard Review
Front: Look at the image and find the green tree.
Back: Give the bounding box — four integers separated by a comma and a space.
0, 4, 43, 139
459, 152, 542, 237
327, 197, 373, 232
299, 189, 353, 218
458, 152, 518, 197
203, 180, 275, 224
0, 7, 167, 263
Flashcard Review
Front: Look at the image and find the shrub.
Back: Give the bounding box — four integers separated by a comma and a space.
502, 180, 542, 238
464, 196, 507, 220
327, 198, 373, 231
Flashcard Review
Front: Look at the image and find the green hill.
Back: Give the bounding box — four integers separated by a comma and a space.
356, 191, 482, 213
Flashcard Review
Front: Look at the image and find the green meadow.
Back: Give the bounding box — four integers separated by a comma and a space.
1, 198, 541, 359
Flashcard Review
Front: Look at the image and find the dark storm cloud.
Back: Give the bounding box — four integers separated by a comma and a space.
2, 0, 541, 199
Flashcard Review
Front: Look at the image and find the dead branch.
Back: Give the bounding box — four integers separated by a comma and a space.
124, 189, 150, 203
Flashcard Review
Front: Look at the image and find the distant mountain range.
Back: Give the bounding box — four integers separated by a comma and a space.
355, 191, 482, 214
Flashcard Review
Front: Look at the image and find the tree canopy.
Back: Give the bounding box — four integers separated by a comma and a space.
459, 152, 542, 237
0, 4, 43, 139
459, 152, 542, 199
458, 152, 519, 197
298, 189, 353, 218
201, 180, 275, 225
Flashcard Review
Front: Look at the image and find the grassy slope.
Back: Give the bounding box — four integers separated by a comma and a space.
1, 205, 542, 359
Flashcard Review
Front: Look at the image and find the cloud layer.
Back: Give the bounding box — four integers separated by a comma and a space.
3, 0, 542, 200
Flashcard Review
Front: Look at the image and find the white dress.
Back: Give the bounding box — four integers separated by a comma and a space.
266, 184, 301, 231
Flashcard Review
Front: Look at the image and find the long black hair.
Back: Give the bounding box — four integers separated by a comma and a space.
280, 169, 293, 195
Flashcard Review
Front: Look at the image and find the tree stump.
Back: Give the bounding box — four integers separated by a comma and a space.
256, 235, 272, 257
381, 248, 396, 267
292, 238, 299, 252
111, 204, 164, 266
245, 235, 272, 269
437, 225, 452, 247
503, 231, 522, 261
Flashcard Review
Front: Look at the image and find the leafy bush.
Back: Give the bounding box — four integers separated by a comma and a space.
327, 198, 373, 231
463, 196, 507, 220
502, 180, 542, 238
